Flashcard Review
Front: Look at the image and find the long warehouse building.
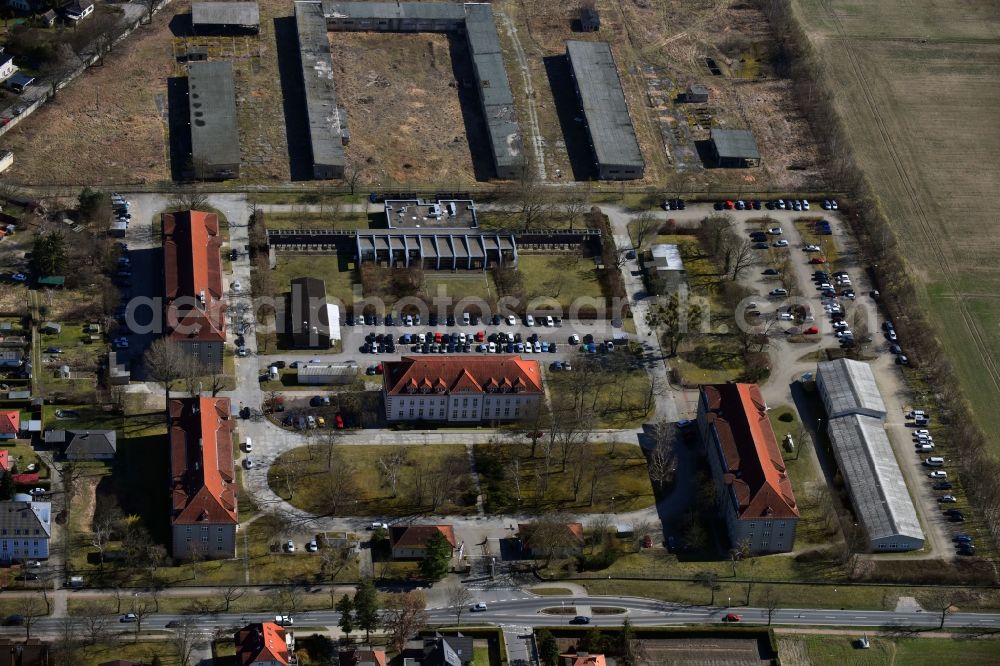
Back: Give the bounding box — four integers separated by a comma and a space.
188, 61, 240, 180
320, 1, 521, 179
295, 1, 346, 179
816, 359, 925, 552
566, 40, 644, 180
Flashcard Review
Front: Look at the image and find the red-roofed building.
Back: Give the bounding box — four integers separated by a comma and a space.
389, 524, 458, 560
163, 211, 226, 372
0, 411, 19, 440
168, 396, 238, 560
698, 384, 799, 554
235, 622, 290, 666
383, 356, 542, 423
338, 647, 387, 666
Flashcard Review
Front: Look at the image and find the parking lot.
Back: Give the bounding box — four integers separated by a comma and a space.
717, 202, 961, 559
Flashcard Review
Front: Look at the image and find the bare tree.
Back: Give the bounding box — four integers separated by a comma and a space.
377, 450, 407, 497
760, 586, 779, 625
447, 584, 475, 625
646, 292, 703, 357
697, 214, 734, 256
631, 212, 660, 252
143, 338, 190, 403
171, 617, 200, 666
141, 0, 158, 23
382, 590, 429, 653
21, 593, 46, 640
694, 571, 720, 605
129, 595, 155, 640
511, 159, 551, 231
79, 600, 111, 645
319, 546, 352, 581
723, 232, 756, 281
222, 585, 245, 611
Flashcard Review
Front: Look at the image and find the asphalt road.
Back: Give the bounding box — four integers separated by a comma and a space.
4, 596, 1000, 637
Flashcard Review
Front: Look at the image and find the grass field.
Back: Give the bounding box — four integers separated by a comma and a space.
423, 272, 500, 306
792, 0, 1000, 453
268, 254, 359, 308
515, 254, 607, 312
783, 634, 1000, 666
264, 211, 373, 230
475, 442, 654, 514
269, 444, 477, 517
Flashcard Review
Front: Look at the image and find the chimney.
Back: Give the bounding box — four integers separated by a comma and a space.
199, 290, 206, 306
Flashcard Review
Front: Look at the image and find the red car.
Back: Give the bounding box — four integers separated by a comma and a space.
475, 330, 486, 342
375, 363, 384, 374
335, 414, 344, 429
724, 613, 742, 622
808, 256, 827, 264
725, 200, 735, 209
803, 326, 819, 335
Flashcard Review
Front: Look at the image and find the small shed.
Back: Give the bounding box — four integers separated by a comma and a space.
709, 128, 760, 168
297, 363, 356, 385
685, 84, 709, 103
37, 275, 64, 288
579, 6, 600, 31
39, 9, 57, 27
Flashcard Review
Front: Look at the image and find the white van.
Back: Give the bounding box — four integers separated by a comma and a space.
924, 457, 944, 467
268, 366, 279, 381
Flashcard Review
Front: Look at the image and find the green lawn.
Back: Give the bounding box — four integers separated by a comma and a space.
269, 254, 359, 309
545, 364, 653, 429
60, 642, 178, 666
794, 634, 1000, 666
269, 444, 477, 517
515, 254, 606, 312
422, 272, 499, 304
476, 442, 654, 514
264, 211, 374, 230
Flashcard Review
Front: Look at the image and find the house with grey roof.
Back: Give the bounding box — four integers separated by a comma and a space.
566, 40, 644, 180
423, 633, 473, 666
44, 429, 117, 461
192, 1, 260, 34
709, 128, 760, 168
0, 500, 51, 562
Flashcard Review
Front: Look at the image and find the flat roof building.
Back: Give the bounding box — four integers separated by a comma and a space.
566, 40, 644, 180
356, 230, 516, 271
826, 414, 924, 552
288, 276, 331, 348
816, 359, 887, 419
192, 2, 260, 34
709, 128, 760, 168
647, 243, 687, 293
297, 362, 356, 385
384, 198, 478, 229
295, 1, 346, 179
188, 61, 241, 180
697, 383, 799, 554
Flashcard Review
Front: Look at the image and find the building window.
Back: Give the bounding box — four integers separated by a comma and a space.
461, 411, 467, 418
504, 408, 510, 416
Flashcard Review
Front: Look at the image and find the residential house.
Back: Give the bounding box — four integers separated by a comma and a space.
389, 525, 457, 560
646, 244, 687, 293
560, 654, 607, 666
0, 639, 49, 666
697, 383, 799, 554
0, 53, 17, 83
0, 411, 19, 440
0, 350, 23, 368
422, 633, 473, 666
43, 430, 117, 461
339, 647, 387, 666
63, 2, 94, 22
168, 396, 237, 560
0, 500, 51, 562
38, 9, 57, 26
163, 211, 227, 372
517, 521, 583, 559
235, 622, 290, 666
383, 356, 543, 423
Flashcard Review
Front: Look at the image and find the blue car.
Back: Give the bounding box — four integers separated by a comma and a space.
541, 341, 549, 352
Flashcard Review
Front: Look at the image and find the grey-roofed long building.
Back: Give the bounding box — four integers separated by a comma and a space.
188, 61, 240, 180
710, 128, 760, 168
356, 230, 516, 270
566, 40, 644, 180
296, 1, 346, 179
317, 2, 520, 180
816, 359, 887, 419
192, 2, 260, 34
826, 414, 924, 551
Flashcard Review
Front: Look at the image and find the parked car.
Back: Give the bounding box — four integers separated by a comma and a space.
932, 481, 952, 490
939, 495, 957, 503
928, 471, 947, 479
769, 288, 788, 297
306, 540, 318, 552
924, 457, 945, 467
284, 540, 296, 552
